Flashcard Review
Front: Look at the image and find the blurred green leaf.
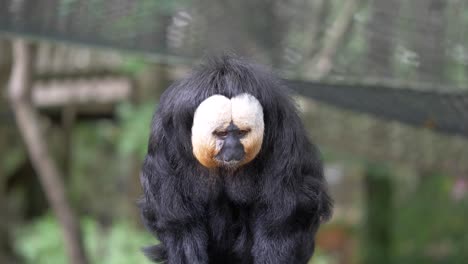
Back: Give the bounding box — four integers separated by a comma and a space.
117, 102, 155, 159
15, 215, 156, 264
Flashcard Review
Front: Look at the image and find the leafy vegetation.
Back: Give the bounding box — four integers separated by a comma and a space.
117, 102, 156, 159
394, 175, 468, 263
15, 215, 155, 264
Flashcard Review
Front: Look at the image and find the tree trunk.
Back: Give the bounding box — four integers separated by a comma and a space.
363, 163, 393, 264
362, 1, 400, 263
61, 105, 76, 181
7, 39, 89, 264
302, 0, 329, 61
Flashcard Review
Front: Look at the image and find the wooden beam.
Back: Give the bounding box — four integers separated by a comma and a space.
33, 77, 132, 107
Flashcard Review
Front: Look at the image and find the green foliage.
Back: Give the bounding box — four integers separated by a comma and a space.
15, 215, 155, 264
120, 56, 148, 75
65, 100, 155, 223
394, 174, 468, 263
117, 102, 156, 159
70, 120, 126, 216
15, 215, 67, 264
308, 248, 333, 264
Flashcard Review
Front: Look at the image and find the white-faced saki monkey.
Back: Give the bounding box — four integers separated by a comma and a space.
139, 56, 332, 264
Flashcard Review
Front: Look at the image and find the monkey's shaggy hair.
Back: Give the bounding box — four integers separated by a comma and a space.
139, 56, 332, 264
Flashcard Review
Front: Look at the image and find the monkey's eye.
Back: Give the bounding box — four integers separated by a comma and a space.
213, 131, 228, 138
237, 129, 250, 137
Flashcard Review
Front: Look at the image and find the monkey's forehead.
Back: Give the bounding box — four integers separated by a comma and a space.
192, 93, 264, 131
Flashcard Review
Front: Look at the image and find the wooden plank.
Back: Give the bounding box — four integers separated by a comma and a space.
32, 77, 132, 107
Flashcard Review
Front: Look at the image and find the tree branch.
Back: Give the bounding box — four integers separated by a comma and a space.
304, 0, 360, 79
7, 39, 89, 264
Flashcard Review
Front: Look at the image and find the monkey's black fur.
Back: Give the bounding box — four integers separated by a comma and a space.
139, 56, 332, 264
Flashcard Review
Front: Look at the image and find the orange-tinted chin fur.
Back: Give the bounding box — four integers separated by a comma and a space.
192, 142, 219, 169
193, 138, 262, 169
239, 137, 262, 166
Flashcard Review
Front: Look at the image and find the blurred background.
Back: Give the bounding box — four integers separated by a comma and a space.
1, 0, 468, 263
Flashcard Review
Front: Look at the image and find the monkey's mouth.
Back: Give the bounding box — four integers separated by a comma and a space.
214, 158, 243, 169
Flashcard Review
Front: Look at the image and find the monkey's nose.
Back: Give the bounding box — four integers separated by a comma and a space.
216, 135, 245, 163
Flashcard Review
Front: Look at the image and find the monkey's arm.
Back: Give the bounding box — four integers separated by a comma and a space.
140, 155, 209, 264
251, 176, 331, 264
149, 221, 208, 264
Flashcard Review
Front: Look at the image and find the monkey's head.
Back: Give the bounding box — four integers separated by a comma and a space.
148, 55, 306, 173
191, 93, 264, 169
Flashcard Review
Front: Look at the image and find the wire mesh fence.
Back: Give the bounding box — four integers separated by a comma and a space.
1, 0, 467, 168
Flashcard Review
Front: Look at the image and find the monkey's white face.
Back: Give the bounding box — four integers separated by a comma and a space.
191, 93, 264, 169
